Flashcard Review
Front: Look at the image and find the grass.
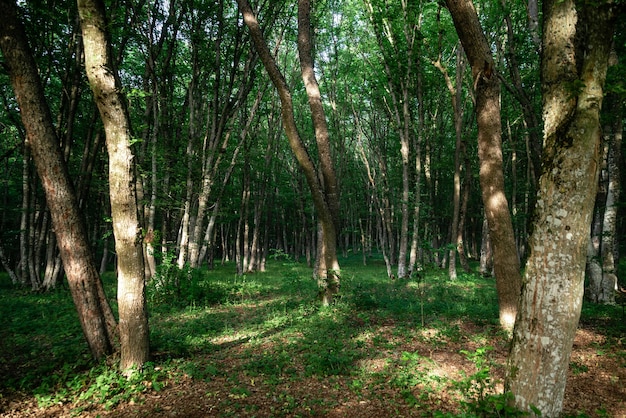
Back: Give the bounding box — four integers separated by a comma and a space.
0, 254, 624, 416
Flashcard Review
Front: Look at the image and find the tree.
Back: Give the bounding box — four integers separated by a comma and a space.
236, 0, 341, 305
432, 40, 469, 280
364, 0, 420, 279
77, 0, 150, 371
505, 0, 617, 414
444, 0, 522, 330
0, 0, 118, 361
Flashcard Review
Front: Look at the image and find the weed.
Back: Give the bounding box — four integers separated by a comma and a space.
35, 361, 168, 411
570, 361, 589, 375
180, 361, 219, 381
456, 347, 532, 417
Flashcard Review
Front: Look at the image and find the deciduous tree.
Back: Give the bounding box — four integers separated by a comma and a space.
236, 0, 341, 304
77, 0, 149, 371
506, 0, 617, 414
0, 0, 118, 361
444, 0, 522, 330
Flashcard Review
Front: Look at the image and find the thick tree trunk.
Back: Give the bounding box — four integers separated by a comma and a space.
77, 0, 149, 372
445, 0, 522, 330
506, 0, 615, 415
0, 0, 118, 360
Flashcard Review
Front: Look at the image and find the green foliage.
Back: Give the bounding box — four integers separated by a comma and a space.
1, 257, 624, 415
34, 362, 168, 411
455, 347, 531, 417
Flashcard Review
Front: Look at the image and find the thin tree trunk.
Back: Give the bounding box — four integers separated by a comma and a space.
600, 113, 622, 299
177, 46, 199, 269
77, 0, 149, 371
0, 244, 20, 284
434, 42, 465, 280
587, 203, 605, 302
408, 64, 425, 277
479, 214, 493, 276
457, 139, 472, 273
19, 145, 31, 287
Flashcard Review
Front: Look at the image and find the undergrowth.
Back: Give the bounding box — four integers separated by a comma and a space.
1, 254, 624, 416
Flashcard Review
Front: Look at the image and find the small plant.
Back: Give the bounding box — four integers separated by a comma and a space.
34, 362, 168, 411
456, 347, 531, 417
269, 248, 292, 262
570, 361, 589, 375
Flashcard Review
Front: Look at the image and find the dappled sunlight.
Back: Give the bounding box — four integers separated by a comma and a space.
563, 326, 626, 415
356, 357, 389, 373
2, 259, 624, 417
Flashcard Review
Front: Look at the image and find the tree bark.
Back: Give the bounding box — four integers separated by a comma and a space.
506, 0, 616, 414
445, 0, 522, 330
0, 0, 118, 361
77, 0, 150, 371
433, 42, 466, 280
600, 114, 621, 297
297, 0, 341, 296
236, 0, 340, 304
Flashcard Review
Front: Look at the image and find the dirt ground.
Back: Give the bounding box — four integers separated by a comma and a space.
1, 322, 625, 418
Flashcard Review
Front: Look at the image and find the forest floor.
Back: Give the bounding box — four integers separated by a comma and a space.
1, 257, 625, 417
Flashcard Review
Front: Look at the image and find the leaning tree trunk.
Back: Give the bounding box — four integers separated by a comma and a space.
0, 0, 118, 361
506, 0, 616, 415
77, 0, 149, 372
298, 0, 341, 298
237, 0, 340, 304
445, 0, 522, 330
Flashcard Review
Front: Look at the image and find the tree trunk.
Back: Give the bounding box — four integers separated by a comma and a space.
479, 214, 493, 277
0, 0, 118, 361
0, 244, 20, 284
434, 42, 465, 281
19, 144, 32, 287
506, 0, 615, 414
586, 206, 605, 302
237, 0, 340, 304
600, 113, 622, 298
297, 0, 341, 301
364, 0, 418, 279
77, 0, 149, 372
408, 68, 423, 276
445, 0, 522, 330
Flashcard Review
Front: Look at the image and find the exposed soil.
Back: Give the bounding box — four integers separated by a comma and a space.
2, 320, 625, 417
